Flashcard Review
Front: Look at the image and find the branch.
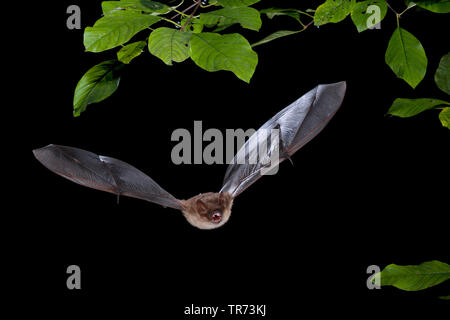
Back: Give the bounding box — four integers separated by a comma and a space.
170, 1, 199, 20
181, 0, 202, 31
252, 19, 314, 48
386, 2, 399, 15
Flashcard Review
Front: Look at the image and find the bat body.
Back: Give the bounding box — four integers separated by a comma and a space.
33, 82, 346, 229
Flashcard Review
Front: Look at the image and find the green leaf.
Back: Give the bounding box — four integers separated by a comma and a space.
388, 98, 449, 117
314, 0, 353, 26
199, 7, 262, 31
102, 0, 171, 15
435, 52, 450, 95
190, 32, 258, 83
216, 0, 260, 8
252, 30, 300, 47
148, 28, 192, 66
385, 27, 427, 88
117, 40, 146, 64
181, 18, 204, 33
73, 60, 124, 117
260, 8, 302, 24
440, 295, 450, 300
439, 107, 450, 129
414, 0, 450, 13
350, 0, 387, 32
84, 12, 161, 52
374, 261, 450, 291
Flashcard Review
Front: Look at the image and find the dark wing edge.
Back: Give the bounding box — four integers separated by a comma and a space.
220, 81, 347, 197
33, 144, 184, 210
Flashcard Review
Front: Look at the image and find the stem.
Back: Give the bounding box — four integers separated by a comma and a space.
386, 2, 399, 15
181, 0, 202, 31
172, 9, 190, 18
170, 1, 199, 20
201, 1, 218, 8
297, 10, 314, 19
386, 2, 401, 27
162, 17, 182, 28
252, 20, 314, 48
399, 3, 416, 16
303, 19, 314, 30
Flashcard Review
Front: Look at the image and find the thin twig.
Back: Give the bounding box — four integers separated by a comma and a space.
385, 2, 399, 15
252, 19, 314, 48
170, 1, 199, 20
181, 0, 202, 31
201, 1, 218, 8
303, 19, 314, 29
399, 3, 417, 16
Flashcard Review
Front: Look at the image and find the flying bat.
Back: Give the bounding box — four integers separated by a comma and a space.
33, 82, 346, 229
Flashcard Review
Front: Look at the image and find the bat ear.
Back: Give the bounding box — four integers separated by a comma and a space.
196, 199, 208, 214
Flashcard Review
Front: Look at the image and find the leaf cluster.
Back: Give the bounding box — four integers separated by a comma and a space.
75, 0, 264, 116
73, 0, 449, 130
311, 0, 449, 128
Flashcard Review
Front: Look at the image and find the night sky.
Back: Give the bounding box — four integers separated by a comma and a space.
10, 0, 449, 317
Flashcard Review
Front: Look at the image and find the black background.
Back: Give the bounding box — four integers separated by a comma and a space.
11, 0, 449, 317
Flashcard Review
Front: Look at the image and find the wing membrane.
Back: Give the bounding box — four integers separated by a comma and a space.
221, 81, 346, 197
33, 144, 183, 210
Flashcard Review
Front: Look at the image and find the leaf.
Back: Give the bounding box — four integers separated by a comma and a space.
435, 52, 450, 95
388, 98, 449, 117
216, 0, 260, 8
199, 7, 262, 31
190, 32, 258, 83
414, 0, 450, 13
181, 18, 204, 33
385, 27, 427, 88
374, 261, 450, 291
73, 60, 124, 117
440, 295, 450, 300
439, 107, 450, 129
350, 0, 387, 32
148, 27, 192, 66
102, 0, 171, 15
260, 8, 302, 24
314, 0, 354, 26
84, 12, 161, 52
252, 30, 300, 47
117, 41, 146, 64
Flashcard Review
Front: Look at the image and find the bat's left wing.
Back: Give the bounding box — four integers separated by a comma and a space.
220, 81, 346, 198
33, 144, 184, 210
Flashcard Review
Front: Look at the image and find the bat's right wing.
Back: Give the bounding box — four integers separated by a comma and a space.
33, 144, 184, 210
220, 81, 346, 198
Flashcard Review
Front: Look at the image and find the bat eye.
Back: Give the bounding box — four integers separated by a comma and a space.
209, 210, 222, 223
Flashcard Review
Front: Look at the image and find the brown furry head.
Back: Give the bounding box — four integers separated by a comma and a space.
180, 192, 234, 230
